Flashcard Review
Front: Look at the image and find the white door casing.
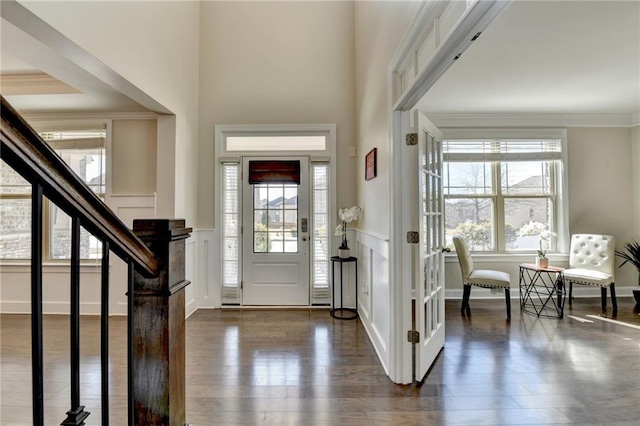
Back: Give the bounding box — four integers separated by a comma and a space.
414, 110, 445, 381
241, 156, 310, 305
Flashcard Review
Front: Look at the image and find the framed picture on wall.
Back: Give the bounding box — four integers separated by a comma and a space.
365, 148, 377, 181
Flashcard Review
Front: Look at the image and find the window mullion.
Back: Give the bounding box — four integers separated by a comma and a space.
493, 162, 504, 252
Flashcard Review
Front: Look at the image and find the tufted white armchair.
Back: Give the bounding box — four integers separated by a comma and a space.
453, 236, 512, 320
564, 234, 617, 315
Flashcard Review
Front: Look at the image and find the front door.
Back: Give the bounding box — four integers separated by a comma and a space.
415, 111, 446, 381
241, 157, 310, 305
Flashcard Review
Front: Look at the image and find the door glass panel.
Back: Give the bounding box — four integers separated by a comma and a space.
253, 183, 298, 253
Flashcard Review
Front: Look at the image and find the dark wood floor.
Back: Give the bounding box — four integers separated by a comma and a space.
2, 297, 639, 425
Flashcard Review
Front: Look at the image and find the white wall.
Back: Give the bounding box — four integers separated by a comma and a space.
354, 0, 421, 238
353, 1, 421, 381
197, 1, 357, 230
195, 1, 357, 309
18, 0, 201, 226
13, 0, 201, 314
111, 120, 157, 195
632, 126, 640, 239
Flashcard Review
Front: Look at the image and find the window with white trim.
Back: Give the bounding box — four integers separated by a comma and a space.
221, 163, 241, 301
443, 136, 566, 253
0, 127, 106, 260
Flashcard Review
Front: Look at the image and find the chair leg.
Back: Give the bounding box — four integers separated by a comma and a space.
610, 283, 618, 316
600, 287, 607, 312
461, 284, 471, 316
505, 288, 511, 321
568, 281, 573, 306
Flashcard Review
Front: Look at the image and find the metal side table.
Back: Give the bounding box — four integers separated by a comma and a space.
519, 263, 566, 319
330, 256, 358, 320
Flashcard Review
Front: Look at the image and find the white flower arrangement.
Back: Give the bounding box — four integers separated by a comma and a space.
335, 206, 362, 249
537, 229, 557, 259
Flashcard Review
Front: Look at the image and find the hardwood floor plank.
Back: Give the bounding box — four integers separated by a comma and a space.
2, 297, 639, 425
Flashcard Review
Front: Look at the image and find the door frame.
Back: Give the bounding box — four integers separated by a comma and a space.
387, 1, 511, 383
240, 156, 311, 306
213, 124, 337, 307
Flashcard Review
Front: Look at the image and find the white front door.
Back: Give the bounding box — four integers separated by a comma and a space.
241, 157, 310, 305
415, 111, 445, 381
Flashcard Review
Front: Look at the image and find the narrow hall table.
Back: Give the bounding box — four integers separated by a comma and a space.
330, 256, 358, 320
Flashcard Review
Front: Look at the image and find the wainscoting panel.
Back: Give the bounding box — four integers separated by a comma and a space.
109, 195, 156, 315
356, 231, 391, 376
193, 229, 219, 311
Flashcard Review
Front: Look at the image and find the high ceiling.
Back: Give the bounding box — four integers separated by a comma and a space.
418, 0, 640, 119
1, 1, 638, 119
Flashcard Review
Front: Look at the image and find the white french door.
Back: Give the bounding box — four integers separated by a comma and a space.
241, 157, 310, 305
415, 111, 445, 381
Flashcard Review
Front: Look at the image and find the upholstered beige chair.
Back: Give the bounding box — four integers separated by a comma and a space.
565, 234, 617, 315
453, 236, 512, 320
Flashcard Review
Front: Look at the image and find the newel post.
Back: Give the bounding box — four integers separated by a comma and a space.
132, 219, 192, 426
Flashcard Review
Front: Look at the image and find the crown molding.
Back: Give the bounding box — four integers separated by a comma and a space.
427, 112, 638, 128
23, 111, 159, 122
0, 72, 81, 95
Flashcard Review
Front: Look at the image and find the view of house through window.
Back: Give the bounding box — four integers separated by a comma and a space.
0, 128, 106, 260
444, 138, 561, 253
252, 183, 298, 253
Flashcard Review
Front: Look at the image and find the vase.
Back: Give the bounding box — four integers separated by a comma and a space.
339, 248, 350, 259
535, 257, 548, 268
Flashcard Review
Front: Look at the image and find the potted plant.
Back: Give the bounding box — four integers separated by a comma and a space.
615, 240, 640, 312
335, 206, 362, 259
536, 229, 557, 269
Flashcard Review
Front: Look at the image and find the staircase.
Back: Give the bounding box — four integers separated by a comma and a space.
0, 95, 191, 426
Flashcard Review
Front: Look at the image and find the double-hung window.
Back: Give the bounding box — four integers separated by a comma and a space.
443, 130, 567, 254
0, 127, 106, 260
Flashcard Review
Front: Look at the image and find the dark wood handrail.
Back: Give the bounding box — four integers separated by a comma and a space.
0, 95, 159, 277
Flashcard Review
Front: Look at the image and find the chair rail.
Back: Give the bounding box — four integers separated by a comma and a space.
0, 95, 158, 276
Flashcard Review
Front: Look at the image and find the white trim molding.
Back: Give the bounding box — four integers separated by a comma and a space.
429, 113, 639, 128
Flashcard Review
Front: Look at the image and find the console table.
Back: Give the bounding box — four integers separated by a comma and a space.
330, 256, 358, 320
519, 263, 566, 319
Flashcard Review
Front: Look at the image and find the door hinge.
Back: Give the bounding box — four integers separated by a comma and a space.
407, 330, 420, 344
406, 133, 418, 146
241, 226, 243, 235
407, 231, 419, 244
240, 281, 243, 290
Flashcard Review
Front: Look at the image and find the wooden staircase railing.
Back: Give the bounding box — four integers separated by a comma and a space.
0, 95, 191, 425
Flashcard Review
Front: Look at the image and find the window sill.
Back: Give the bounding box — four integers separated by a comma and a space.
445, 253, 569, 264
0, 262, 103, 273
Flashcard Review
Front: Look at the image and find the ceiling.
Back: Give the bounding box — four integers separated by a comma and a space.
418, 0, 640, 120
1, 1, 638, 120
